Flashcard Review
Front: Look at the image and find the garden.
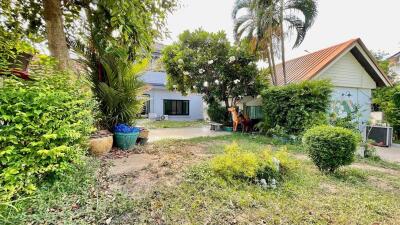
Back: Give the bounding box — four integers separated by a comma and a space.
1, 0, 400, 224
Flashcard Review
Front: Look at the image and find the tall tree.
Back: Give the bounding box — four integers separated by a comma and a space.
43, 0, 70, 69
0, 0, 178, 70
162, 29, 260, 109
233, 0, 317, 85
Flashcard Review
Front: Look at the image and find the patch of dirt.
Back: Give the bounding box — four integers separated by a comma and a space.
351, 163, 400, 176
101, 142, 216, 198
367, 176, 397, 192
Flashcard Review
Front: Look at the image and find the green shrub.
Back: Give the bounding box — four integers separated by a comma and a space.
302, 125, 359, 173
261, 80, 333, 135
207, 101, 229, 124
83, 43, 146, 129
0, 70, 95, 200
211, 142, 296, 182
373, 86, 400, 140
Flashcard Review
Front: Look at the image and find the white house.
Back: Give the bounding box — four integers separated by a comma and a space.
242, 38, 392, 127
140, 44, 205, 121
388, 51, 400, 83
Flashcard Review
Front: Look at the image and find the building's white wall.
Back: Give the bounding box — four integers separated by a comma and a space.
145, 86, 204, 121
315, 52, 377, 89
390, 64, 400, 82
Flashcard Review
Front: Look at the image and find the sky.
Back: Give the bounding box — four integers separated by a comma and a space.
163, 0, 400, 61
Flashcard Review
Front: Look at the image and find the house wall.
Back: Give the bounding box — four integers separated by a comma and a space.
145, 86, 204, 121
329, 87, 372, 127
315, 52, 377, 89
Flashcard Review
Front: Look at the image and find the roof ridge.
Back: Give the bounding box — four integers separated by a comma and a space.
278, 38, 358, 66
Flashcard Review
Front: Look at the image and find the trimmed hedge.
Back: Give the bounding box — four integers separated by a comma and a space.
0, 71, 95, 200
261, 80, 333, 135
302, 125, 360, 173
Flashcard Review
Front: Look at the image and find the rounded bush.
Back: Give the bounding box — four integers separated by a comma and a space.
302, 125, 359, 173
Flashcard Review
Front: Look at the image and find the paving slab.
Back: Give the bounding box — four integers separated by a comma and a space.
375, 145, 400, 163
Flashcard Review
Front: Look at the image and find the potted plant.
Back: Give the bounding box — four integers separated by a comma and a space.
89, 130, 113, 156
114, 124, 140, 150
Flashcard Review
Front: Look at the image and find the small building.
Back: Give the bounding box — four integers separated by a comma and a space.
388, 51, 400, 83
242, 38, 392, 126
140, 44, 205, 121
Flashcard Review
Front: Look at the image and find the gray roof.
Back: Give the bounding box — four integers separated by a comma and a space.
140, 71, 167, 86
389, 51, 400, 60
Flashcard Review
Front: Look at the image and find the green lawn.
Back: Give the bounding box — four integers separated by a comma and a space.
137, 119, 207, 129
2, 134, 400, 224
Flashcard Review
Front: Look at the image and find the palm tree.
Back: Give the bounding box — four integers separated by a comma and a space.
233, 0, 318, 85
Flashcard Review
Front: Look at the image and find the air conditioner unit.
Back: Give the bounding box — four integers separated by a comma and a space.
366, 126, 393, 147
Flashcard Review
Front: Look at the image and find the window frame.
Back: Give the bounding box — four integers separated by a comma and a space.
163, 99, 190, 116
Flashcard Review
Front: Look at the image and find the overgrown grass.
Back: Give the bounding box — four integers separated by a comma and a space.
0, 158, 133, 225
3, 134, 400, 224
137, 119, 207, 129
112, 134, 400, 224
112, 161, 400, 224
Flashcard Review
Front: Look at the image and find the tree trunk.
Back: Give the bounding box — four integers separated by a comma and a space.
268, 0, 277, 82
280, 0, 287, 85
224, 98, 230, 110
265, 43, 276, 85
269, 37, 277, 83
43, 0, 70, 70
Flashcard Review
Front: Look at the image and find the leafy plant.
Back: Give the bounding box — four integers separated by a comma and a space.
261, 80, 333, 135
329, 105, 361, 132
207, 101, 230, 124
373, 85, 400, 140
0, 67, 95, 200
82, 44, 147, 130
0, 27, 36, 74
211, 142, 295, 183
302, 125, 360, 173
162, 29, 260, 109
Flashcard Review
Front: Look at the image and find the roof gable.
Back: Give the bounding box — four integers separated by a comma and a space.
388, 51, 400, 60
275, 38, 392, 87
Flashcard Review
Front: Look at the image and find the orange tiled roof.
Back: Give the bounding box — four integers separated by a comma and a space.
275, 38, 362, 85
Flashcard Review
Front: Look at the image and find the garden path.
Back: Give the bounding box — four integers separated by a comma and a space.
147, 126, 231, 142
375, 145, 400, 163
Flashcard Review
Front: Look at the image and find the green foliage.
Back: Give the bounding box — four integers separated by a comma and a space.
162, 29, 260, 108
0, 159, 134, 224
373, 85, 400, 140
1, 0, 177, 56
0, 27, 36, 74
303, 125, 360, 173
88, 47, 146, 129
261, 80, 333, 135
207, 102, 230, 124
211, 142, 295, 182
0, 68, 95, 200
371, 50, 398, 81
86, 0, 178, 60
329, 105, 361, 132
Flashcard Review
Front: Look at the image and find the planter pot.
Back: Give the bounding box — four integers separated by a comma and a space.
114, 131, 140, 150
223, 127, 233, 132
89, 130, 113, 156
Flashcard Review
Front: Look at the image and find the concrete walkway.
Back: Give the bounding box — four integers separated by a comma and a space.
148, 126, 231, 143
376, 144, 400, 163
